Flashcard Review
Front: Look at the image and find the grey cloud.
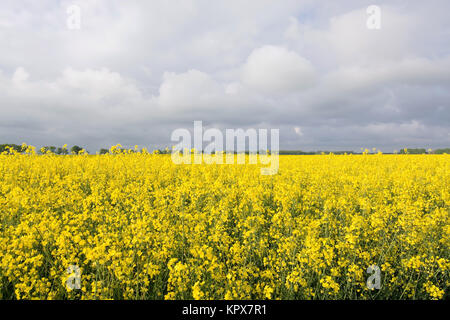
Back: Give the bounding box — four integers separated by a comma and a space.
0, 0, 449, 152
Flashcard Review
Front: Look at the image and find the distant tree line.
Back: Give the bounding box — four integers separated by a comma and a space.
397, 148, 450, 154
1, 144, 449, 155
41, 145, 81, 154
398, 148, 427, 154
432, 148, 450, 154
0, 144, 25, 153
278, 150, 355, 155
0, 144, 82, 154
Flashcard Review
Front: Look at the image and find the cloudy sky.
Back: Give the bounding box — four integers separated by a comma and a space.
0, 0, 449, 152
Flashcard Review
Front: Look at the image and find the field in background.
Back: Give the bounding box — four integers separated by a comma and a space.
0, 153, 448, 299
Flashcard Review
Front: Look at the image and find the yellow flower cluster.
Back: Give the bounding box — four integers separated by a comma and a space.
0, 148, 448, 299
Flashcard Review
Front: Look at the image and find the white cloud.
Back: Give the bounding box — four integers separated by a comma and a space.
12, 67, 30, 84
157, 69, 224, 110
225, 82, 242, 95
294, 126, 303, 136
58, 68, 143, 103
241, 45, 316, 94
327, 7, 415, 65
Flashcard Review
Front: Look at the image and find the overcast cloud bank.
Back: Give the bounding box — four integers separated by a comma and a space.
0, 0, 449, 152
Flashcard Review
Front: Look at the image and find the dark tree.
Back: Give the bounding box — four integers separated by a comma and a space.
0, 144, 25, 153
57, 147, 69, 155
70, 145, 83, 154
435, 148, 450, 154
399, 148, 427, 154
41, 146, 57, 154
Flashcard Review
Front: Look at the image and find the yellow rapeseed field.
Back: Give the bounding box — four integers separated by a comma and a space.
0, 146, 448, 300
